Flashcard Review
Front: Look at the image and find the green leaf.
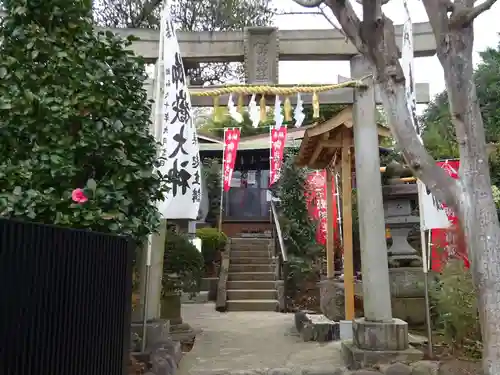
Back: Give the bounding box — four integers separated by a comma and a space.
0, 67, 7, 79
13, 186, 22, 196
24, 90, 35, 102
113, 120, 123, 131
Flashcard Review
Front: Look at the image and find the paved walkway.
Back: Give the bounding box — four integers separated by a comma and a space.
177, 303, 344, 375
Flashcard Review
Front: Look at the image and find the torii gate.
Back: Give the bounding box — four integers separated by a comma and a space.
109, 23, 435, 322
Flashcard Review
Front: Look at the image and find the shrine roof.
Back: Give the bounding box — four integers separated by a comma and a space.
295, 106, 391, 169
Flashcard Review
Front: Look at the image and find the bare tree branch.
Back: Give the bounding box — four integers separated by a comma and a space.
318, 4, 345, 37
461, 0, 498, 25
324, 0, 367, 55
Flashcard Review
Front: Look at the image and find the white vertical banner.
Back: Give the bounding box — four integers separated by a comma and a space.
156, 4, 202, 219
417, 180, 450, 230
401, 0, 420, 137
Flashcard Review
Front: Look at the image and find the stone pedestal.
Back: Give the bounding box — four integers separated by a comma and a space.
354, 318, 408, 351
388, 268, 428, 326
341, 318, 423, 369
160, 294, 182, 325
389, 268, 426, 297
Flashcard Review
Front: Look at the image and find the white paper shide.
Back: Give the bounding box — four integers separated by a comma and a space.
157, 8, 202, 219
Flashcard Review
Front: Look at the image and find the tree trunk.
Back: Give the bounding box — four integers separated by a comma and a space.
436, 23, 500, 375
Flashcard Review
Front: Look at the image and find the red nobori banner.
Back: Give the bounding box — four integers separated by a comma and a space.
305, 170, 339, 246
222, 128, 241, 192
269, 127, 287, 186
430, 160, 470, 271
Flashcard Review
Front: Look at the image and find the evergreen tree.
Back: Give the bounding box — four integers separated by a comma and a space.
0, 0, 167, 241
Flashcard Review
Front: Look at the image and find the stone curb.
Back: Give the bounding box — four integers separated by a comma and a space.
182, 361, 441, 375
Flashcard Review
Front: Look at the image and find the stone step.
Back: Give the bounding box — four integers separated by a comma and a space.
228, 272, 275, 281
226, 299, 279, 311
230, 257, 271, 265
227, 280, 276, 290
227, 289, 277, 300
230, 239, 274, 251
231, 238, 273, 245
229, 263, 272, 273
231, 250, 270, 258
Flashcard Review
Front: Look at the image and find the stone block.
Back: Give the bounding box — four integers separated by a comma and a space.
299, 314, 340, 342
131, 319, 171, 351
318, 279, 345, 321
276, 280, 286, 312
294, 310, 318, 332
132, 338, 182, 375
150, 339, 183, 366
342, 340, 424, 370
353, 318, 409, 351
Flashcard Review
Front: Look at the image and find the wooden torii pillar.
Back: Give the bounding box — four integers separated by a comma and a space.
295, 106, 390, 321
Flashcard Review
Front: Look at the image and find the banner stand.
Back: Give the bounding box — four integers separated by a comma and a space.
421, 229, 433, 358
218, 181, 224, 232
218, 129, 226, 232
418, 180, 433, 358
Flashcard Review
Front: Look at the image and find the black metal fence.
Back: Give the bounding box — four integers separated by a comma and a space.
0, 218, 133, 375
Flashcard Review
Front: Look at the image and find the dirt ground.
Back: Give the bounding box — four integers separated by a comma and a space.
439, 359, 481, 375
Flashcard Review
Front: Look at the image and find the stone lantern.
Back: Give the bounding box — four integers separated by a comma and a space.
382, 162, 427, 326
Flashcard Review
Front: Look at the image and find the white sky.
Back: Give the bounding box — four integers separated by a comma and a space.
274, 0, 500, 98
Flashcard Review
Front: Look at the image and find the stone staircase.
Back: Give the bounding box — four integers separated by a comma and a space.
226, 237, 278, 311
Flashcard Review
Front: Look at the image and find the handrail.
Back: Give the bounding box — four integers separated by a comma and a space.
270, 200, 287, 262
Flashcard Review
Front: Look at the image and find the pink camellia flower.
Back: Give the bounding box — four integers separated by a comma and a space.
71, 188, 88, 204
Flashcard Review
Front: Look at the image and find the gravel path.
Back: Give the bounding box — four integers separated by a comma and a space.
177, 303, 345, 375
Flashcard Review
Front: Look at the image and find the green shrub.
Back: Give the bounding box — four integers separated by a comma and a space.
0, 0, 167, 243
286, 255, 318, 299
271, 148, 322, 259
196, 227, 227, 264
162, 230, 204, 296
430, 260, 482, 358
